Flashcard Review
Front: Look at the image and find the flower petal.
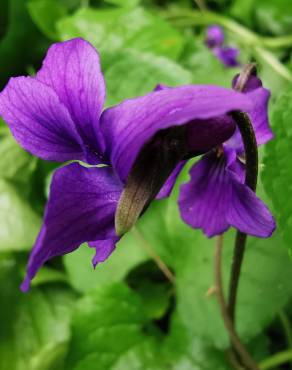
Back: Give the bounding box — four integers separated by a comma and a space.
36, 38, 106, 163
101, 85, 252, 181
205, 25, 225, 48
213, 47, 240, 67
89, 238, 119, 268
226, 172, 276, 237
178, 150, 275, 238
186, 114, 236, 153
20, 163, 122, 291
0, 77, 85, 162
178, 153, 230, 237
156, 161, 186, 199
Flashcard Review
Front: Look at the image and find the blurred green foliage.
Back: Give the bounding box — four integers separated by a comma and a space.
1, 0, 292, 369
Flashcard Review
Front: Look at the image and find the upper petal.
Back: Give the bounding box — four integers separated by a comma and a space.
36, 38, 106, 163
0, 77, 85, 162
101, 85, 252, 182
20, 162, 122, 291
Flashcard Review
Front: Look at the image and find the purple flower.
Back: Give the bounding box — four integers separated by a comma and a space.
0, 38, 274, 291
206, 25, 240, 67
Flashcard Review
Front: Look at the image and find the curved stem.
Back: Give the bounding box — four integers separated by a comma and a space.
214, 236, 259, 370
228, 64, 259, 323
259, 349, 292, 370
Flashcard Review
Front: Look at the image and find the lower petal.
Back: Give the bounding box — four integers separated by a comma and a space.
178, 151, 275, 238
227, 173, 276, 237
178, 153, 231, 237
21, 163, 122, 291
88, 238, 119, 268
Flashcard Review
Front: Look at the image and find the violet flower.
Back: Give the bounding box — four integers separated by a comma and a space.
0, 38, 274, 291
206, 25, 240, 67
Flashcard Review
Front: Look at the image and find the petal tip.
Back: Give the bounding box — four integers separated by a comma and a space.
20, 276, 31, 293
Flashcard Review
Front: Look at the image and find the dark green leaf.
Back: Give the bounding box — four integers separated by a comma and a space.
28, 0, 68, 40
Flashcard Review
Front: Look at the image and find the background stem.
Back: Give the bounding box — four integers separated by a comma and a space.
214, 236, 259, 370
259, 349, 292, 370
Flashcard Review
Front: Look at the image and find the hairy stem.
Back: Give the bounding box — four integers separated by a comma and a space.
214, 236, 259, 370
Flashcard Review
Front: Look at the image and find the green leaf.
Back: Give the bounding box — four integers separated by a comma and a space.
181, 41, 240, 88
57, 7, 184, 60
64, 283, 151, 370
254, 0, 292, 35
0, 0, 49, 89
64, 282, 230, 370
64, 232, 149, 293
0, 128, 37, 183
0, 179, 41, 251
103, 49, 192, 106
0, 257, 75, 370
27, 0, 68, 40
0, 0, 9, 41
263, 89, 292, 251
30, 266, 69, 288
229, 0, 254, 26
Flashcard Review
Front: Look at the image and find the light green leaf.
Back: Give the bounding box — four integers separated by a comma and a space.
64, 232, 148, 293
0, 179, 41, 251
0, 257, 75, 370
0, 128, 37, 183
103, 49, 192, 106
57, 7, 184, 60
181, 42, 240, 88
255, 0, 292, 35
